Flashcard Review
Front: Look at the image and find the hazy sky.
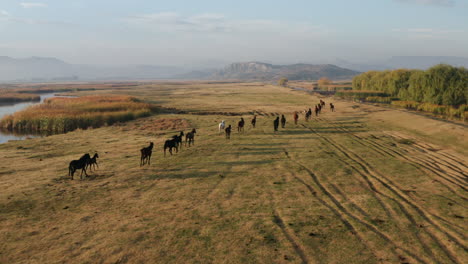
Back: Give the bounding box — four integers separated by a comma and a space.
0, 0, 467, 66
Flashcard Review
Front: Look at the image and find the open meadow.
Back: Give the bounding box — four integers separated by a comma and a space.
0, 82, 466, 264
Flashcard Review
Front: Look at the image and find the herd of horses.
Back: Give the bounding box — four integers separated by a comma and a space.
68, 100, 335, 179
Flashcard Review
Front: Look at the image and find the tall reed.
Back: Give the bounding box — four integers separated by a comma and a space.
0, 95, 157, 133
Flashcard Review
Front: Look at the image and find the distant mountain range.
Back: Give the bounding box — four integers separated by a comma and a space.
0, 56, 190, 82
206, 62, 360, 80
1, 56, 467, 82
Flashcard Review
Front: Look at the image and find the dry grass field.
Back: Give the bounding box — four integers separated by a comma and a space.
0, 82, 466, 263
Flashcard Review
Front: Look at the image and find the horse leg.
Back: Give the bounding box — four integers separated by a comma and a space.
69, 166, 74, 180
148, 153, 151, 165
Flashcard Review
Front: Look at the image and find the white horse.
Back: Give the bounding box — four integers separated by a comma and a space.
218, 120, 226, 133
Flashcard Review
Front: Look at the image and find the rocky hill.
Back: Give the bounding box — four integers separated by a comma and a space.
211, 62, 359, 80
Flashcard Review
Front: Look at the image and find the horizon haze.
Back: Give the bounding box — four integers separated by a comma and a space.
1, 0, 468, 67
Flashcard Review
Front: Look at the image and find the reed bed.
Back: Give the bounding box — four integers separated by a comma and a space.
0, 95, 157, 133
0, 92, 41, 103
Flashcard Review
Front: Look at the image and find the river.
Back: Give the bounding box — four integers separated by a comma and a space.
0, 93, 68, 144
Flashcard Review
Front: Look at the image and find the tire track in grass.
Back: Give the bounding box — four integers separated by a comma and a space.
281, 143, 429, 263
287, 171, 383, 263
384, 133, 467, 182
301, 124, 465, 263
411, 141, 468, 170
361, 135, 467, 198
320, 117, 468, 216
287, 155, 429, 264
334, 129, 468, 236
272, 210, 310, 264
331, 151, 442, 262
320, 117, 467, 195
263, 171, 315, 264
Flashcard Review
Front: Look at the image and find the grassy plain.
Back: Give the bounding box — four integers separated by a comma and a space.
0, 82, 466, 263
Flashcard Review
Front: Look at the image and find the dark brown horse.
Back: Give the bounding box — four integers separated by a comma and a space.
251, 115, 257, 128
185, 128, 197, 147
273, 117, 279, 131
140, 142, 154, 166
87, 153, 99, 171
237, 117, 245, 132
293, 111, 299, 125
225, 125, 232, 139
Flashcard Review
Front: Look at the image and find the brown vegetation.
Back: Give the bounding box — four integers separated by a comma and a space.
0, 92, 40, 103
0, 95, 157, 133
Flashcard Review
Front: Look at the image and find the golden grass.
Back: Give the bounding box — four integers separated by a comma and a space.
0, 95, 157, 133
0, 92, 40, 103
0, 82, 466, 263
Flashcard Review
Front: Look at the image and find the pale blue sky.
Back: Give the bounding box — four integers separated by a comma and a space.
1, 0, 467, 66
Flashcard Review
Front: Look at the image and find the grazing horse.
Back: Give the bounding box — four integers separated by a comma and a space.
218, 120, 225, 134
164, 138, 178, 156
140, 142, 154, 166
185, 128, 197, 147
69, 153, 91, 180
225, 125, 232, 139
251, 115, 257, 128
237, 117, 245, 133
330, 103, 335, 112
281, 114, 286, 128
293, 111, 299, 125
87, 153, 99, 171
273, 117, 280, 132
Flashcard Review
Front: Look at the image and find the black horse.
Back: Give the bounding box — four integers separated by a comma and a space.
174, 131, 184, 149
140, 142, 154, 166
273, 117, 280, 132
186, 128, 197, 147
330, 103, 335, 112
69, 153, 91, 180
251, 115, 257, 128
306, 108, 312, 121
87, 153, 99, 171
281, 114, 286, 128
238, 117, 245, 132
164, 138, 178, 156
225, 125, 232, 139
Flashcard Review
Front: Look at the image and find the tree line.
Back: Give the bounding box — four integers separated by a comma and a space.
352, 64, 467, 106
